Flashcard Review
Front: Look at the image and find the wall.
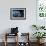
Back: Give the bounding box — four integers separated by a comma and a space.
0, 0, 36, 42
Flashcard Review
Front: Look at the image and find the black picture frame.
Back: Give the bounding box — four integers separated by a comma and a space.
10, 8, 26, 20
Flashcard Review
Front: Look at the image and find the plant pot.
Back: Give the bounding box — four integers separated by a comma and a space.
37, 39, 40, 43
37, 39, 45, 44
40, 38, 45, 43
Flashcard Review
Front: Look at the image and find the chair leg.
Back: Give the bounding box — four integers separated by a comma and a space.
4, 41, 7, 46
4, 33, 7, 46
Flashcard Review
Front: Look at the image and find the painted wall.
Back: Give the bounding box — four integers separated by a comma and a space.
0, 0, 37, 42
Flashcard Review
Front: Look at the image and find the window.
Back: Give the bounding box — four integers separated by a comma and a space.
37, 0, 46, 18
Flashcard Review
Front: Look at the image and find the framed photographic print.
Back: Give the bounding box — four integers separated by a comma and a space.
10, 8, 26, 20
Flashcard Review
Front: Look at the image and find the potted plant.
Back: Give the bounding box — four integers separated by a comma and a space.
40, 26, 45, 29
32, 24, 45, 30
33, 32, 46, 43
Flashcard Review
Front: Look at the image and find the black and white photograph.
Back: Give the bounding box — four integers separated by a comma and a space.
10, 8, 26, 20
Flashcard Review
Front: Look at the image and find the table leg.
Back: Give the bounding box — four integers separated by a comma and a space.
4, 34, 7, 46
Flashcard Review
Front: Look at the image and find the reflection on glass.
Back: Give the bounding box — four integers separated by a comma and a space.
45, 13, 46, 17
39, 13, 44, 17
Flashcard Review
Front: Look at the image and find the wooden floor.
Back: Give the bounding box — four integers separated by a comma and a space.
0, 42, 46, 46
